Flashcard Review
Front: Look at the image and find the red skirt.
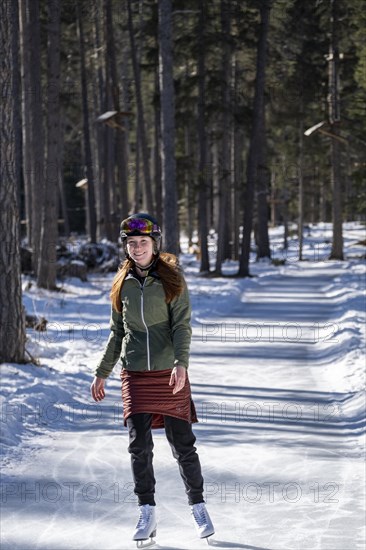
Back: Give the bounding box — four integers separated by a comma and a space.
121, 368, 198, 429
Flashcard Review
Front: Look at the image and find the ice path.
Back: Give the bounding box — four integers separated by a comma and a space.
1, 263, 364, 549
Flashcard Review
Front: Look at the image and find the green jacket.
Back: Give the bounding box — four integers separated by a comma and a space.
95, 270, 192, 378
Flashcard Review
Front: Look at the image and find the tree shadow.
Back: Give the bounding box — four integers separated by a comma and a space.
208, 539, 272, 549
190, 382, 365, 459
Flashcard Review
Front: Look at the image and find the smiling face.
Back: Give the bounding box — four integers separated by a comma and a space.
126, 235, 154, 267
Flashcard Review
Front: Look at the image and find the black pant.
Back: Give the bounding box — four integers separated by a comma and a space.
127, 413, 204, 506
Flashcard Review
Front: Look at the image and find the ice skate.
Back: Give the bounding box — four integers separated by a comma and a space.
132, 504, 157, 548
191, 502, 215, 540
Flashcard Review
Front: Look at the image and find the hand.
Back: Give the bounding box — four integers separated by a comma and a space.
169, 365, 187, 395
91, 376, 106, 402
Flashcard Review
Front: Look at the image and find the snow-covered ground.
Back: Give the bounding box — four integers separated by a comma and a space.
1, 222, 365, 550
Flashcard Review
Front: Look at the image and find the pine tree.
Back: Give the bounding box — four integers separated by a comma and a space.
0, 0, 26, 362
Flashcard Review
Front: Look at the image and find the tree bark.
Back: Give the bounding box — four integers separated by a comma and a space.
78, 1, 97, 243
238, 0, 271, 276
99, 0, 115, 241
154, 68, 162, 224
105, 0, 128, 223
329, 130, 343, 259
197, 0, 210, 272
0, 0, 26, 362
255, 117, 271, 260
232, 124, 243, 262
298, 114, 304, 260
12, 0, 22, 240
28, 0, 44, 271
134, 127, 141, 212
184, 125, 195, 250
37, 0, 62, 289
19, 0, 32, 246
283, 189, 289, 250
328, 0, 343, 260
215, 0, 231, 274
158, 0, 178, 254
92, 0, 106, 240
58, 113, 70, 237
127, 0, 154, 214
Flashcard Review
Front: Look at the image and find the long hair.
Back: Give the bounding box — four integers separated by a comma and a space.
110, 253, 185, 313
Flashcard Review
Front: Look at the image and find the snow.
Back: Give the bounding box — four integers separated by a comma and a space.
1, 222, 365, 550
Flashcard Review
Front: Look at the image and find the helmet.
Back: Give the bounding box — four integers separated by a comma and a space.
120, 213, 162, 255
120, 213, 161, 239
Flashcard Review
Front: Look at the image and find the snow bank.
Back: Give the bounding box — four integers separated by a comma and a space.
0, 222, 365, 550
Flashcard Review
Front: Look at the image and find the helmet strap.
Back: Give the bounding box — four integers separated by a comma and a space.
134, 259, 155, 272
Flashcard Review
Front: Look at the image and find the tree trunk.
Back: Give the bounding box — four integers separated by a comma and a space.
329, 130, 343, 259
238, 0, 271, 276
298, 114, 304, 260
127, 0, 153, 214
99, 1, 115, 241
212, 139, 220, 235
121, 43, 132, 215
215, 0, 231, 274
158, 0, 178, 254
12, 0, 22, 241
105, 0, 128, 223
154, 68, 162, 224
28, 0, 44, 271
77, 2, 97, 243
283, 190, 289, 250
184, 125, 194, 249
232, 125, 243, 262
103, 118, 115, 240
0, 0, 26, 362
58, 113, 70, 237
19, 0, 32, 246
133, 127, 141, 212
256, 117, 271, 260
37, 0, 62, 289
197, 0, 210, 272
92, 0, 106, 240
328, 0, 343, 260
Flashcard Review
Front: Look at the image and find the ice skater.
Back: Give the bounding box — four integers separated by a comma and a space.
91, 213, 214, 548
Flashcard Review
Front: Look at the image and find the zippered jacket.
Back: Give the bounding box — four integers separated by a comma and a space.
95, 270, 192, 378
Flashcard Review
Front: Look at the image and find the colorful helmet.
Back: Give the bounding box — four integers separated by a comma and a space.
120, 213, 162, 255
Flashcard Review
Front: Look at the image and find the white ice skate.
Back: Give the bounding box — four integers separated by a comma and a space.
191, 502, 215, 541
132, 504, 157, 548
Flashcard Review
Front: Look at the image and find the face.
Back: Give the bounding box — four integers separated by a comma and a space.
126, 236, 154, 267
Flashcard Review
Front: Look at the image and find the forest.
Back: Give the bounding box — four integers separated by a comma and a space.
1, 0, 365, 362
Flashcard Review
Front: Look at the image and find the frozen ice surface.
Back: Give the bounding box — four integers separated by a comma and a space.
1, 223, 365, 549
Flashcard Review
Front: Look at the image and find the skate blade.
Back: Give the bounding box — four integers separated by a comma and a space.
136, 532, 156, 549
205, 532, 215, 545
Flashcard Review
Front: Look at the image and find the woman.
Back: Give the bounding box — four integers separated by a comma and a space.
90, 213, 214, 546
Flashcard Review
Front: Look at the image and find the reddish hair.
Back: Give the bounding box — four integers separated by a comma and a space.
110, 253, 185, 313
